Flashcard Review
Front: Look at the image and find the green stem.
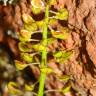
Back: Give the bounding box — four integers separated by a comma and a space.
37, 5, 49, 96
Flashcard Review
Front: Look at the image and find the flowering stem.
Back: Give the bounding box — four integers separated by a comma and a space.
37, 5, 49, 96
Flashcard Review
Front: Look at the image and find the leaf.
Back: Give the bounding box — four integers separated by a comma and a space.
40, 67, 53, 74
57, 75, 70, 82
55, 8, 68, 20
19, 29, 32, 42
20, 53, 33, 63
18, 42, 32, 52
25, 84, 34, 91
7, 82, 22, 95
51, 27, 69, 40
15, 60, 28, 70
31, 0, 44, 14
24, 23, 38, 32
22, 13, 35, 24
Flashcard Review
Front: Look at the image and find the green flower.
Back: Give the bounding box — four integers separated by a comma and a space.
25, 84, 35, 91
49, 0, 57, 5
32, 43, 45, 52
19, 29, 32, 42
51, 27, 69, 40
20, 53, 33, 63
22, 13, 35, 24
7, 82, 22, 95
18, 42, 32, 52
31, 0, 45, 14
53, 51, 73, 63
24, 23, 38, 32
55, 8, 69, 20
15, 60, 28, 70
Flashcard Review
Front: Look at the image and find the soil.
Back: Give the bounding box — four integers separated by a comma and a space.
0, 0, 96, 96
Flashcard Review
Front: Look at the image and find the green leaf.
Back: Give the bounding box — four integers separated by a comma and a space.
24, 23, 38, 32
22, 13, 35, 24
25, 84, 34, 91
55, 8, 68, 20
20, 53, 33, 63
7, 82, 22, 95
57, 75, 70, 82
51, 27, 69, 40
31, 0, 44, 14
40, 67, 53, 74
15, 60, 28, 70
18, 42, 32, 52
